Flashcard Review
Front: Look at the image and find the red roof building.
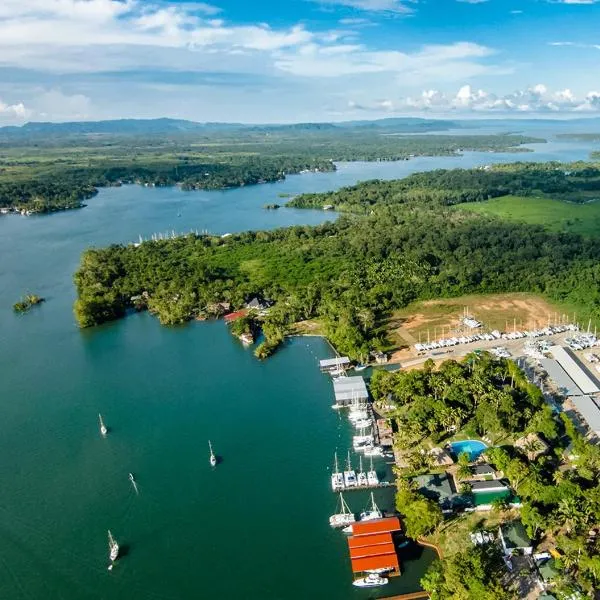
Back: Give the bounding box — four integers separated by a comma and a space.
224, 309, 248, 323
346, 518, 403, 576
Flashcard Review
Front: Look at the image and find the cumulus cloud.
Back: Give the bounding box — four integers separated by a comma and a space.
0, 99, 30, 123
348, 84, 600, 114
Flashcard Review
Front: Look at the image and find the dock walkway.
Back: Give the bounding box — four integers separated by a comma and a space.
380, 592, 429, 600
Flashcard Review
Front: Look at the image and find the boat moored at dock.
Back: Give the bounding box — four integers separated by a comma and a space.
331, 453, 344, 492
352, 573, 388, 587
343, 452, 357, 488
329, 493, 356, 529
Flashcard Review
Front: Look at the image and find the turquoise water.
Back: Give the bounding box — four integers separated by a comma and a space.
450, 440, 488, 461
0, 137, 598, 599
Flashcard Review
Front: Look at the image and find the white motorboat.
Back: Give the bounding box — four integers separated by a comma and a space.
343, 451, 357, 488
99, 413, 108, 437
353, 418, 372, 430
360, 492, 382, 522
208, 440, 217, 467
363, 445, 383, 457
329, 493, 356, 529
365, 567, 394, 574
349, 411, 369, 423
331, 452, 344, 492
352, 573, 388, 588
108, 530, 119, 562
354, 363, 368, 372
367, 456, 379, 487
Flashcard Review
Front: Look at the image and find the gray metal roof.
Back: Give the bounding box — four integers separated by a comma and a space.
540, 358, 582, 396
470, 480, 508, 492
472, 464, 495, 475
550, 346, 600, 395
571, 395, 600, 435
332, 376, 368, 402
319, 356, 351, 368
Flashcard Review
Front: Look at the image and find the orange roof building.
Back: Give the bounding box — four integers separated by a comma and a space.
351, 517, 401, 536
346, 518, 403, 576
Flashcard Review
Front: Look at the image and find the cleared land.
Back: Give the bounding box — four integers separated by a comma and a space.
456, 195, 600, 237
385, 293, 577, 363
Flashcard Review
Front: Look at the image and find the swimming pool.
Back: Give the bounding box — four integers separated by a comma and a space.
450, 439, 488, 461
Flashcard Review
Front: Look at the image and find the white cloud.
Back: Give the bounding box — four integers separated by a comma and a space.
0, 99, 30, 123
348, 84, 600, 114
309, 0, 415, 13
274, 41, 503, 80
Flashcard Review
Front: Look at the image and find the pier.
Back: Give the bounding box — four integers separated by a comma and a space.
380, 592, 429, 600
332, 481, 393, 493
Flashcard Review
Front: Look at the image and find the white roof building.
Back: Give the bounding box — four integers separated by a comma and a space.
550, 346, 600, 395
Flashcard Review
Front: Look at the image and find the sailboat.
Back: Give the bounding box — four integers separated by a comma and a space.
360, 492, 382, 522
208, 440, 217, 467
367, 456, 379, 487
343, 451, 357, 488
331, 452, 345, 492
329, 493, 356, 528
108, 530, 119, 562
129, 473, 139, 494
357, 455, 368, 487
99, 414, 107, 437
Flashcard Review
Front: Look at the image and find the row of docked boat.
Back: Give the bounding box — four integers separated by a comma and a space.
331, 451, 379, 491
328, 491, 382, 532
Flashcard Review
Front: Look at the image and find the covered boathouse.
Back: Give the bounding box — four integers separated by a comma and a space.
332, 376, 369, 406
347, 517, 402, 576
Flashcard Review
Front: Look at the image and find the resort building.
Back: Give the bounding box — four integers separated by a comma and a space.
470, 464, 497, 480
499, 521, 533, 556
515, 433, 550, 460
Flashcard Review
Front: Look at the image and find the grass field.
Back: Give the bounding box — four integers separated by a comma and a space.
386, 292, 583, 352
456, 195, 600, 237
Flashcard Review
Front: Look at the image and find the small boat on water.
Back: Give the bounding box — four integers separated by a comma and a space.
367, 456, 379, 487
331, 452, 344, 492
343, 451, 357, 488
208, 440, 217, 467
352, 573, 388, 588
343, 492, 382, 533
108, 530, 119, 562
329, 493, 356, 529
360, 492, 382, 522
363, 445, 383, 457
357, 456, 368, 487
99, 414, 107, 437
353, 418, 372, 430
354, 363, 368, 372
129, 472, 139, 494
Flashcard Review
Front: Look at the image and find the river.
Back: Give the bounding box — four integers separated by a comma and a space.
0, 133, 599, 599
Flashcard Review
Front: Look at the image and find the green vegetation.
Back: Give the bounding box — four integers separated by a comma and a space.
0, 123, 539, 213
422, 545, 509, 600
457, 195, 600, 237
371, 353, 547, 451
73, 162, 600, 359
375, 353, 600, 597
13, 294, 44, 313
288, 161, 600, 212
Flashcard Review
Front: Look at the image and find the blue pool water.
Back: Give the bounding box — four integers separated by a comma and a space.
450, 440, 488, 461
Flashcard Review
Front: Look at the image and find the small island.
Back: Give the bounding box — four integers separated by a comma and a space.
13, 294, 45, 313
263, 203, 281, 210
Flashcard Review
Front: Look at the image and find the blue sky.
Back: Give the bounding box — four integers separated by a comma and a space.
0, 0, 599, 123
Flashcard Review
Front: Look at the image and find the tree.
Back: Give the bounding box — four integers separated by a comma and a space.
396, 480, 442, 539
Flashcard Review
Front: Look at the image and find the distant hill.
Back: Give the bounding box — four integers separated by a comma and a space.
2, 115, 600, 140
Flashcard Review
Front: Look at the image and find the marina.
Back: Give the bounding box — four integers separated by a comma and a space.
9, 148, 591, 598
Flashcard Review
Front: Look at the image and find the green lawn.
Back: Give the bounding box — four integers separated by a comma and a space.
456, 195, 600, 237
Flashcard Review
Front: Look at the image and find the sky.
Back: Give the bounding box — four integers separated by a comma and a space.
1, 0, 600, 124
